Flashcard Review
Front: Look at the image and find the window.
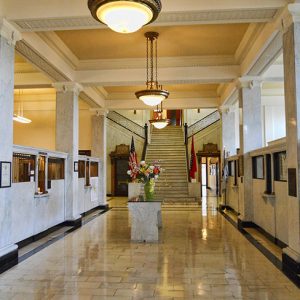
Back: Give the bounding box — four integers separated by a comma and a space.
13, 153, 35, 183
78, 160, 85, 178
265, 154, 272, 194
253, 156, 264, 179
234, 160, 237, 186
48, 157, 65, 180
274, 151, 287, 181
86, 161, 90, 186
228, 161, 235, 177
90, 162, 99, 177
38, 156, 46, 193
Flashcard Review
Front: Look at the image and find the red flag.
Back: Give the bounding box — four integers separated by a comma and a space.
189, 135, 197, 179
129, 136, 138, 179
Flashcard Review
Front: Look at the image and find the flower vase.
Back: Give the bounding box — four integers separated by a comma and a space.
144, 180, 155, 201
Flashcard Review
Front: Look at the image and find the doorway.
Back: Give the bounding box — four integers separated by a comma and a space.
200, 157, 219, 197
167, 110, 182, 126
197, 143, 221, 197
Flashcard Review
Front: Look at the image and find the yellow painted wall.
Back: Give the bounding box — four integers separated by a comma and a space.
13, 89, 92, 151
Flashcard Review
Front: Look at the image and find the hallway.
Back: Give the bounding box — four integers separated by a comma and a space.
0, 198, 299, 299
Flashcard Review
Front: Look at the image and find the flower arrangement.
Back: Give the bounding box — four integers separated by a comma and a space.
127, 160, 161, 183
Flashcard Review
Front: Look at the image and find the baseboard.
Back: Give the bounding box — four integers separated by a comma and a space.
282, 253, 300, 287
81, 204, 109, 217
237, 219, 287, 249
17, 224, 65, 249
0, 246, 18, 274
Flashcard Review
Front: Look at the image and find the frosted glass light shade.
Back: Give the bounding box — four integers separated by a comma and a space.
136, 89, 169, 106
97, 1, 153, 33
152, 121, 168, 129
140, 94, 165, 106
13, 114, 32, 124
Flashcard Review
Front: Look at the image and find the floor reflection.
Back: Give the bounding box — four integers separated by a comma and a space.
0, 195, 299, 299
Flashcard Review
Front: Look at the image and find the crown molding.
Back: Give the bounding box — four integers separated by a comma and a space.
235, 24, 265, 64
77, 55, 236, 71
37, 32, 79, 69
107, 90, 217, 101
0, 18, 21, 45
10, 8, 279, 32
15, 40, 69, 82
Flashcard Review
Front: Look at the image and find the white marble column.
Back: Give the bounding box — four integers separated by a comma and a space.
54, 82, 83, 223
91, 109, 107, 206
221, 107, 237, 157
282, 3, 300, 268
0, 19, 21, 264
237, 78, 263, 225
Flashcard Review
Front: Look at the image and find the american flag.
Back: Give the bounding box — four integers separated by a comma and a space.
129, 136, 138, 179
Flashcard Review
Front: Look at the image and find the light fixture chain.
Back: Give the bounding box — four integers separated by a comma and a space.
150, 37, 154, 88
155, 36, 158, 88
146, 37, 149, 88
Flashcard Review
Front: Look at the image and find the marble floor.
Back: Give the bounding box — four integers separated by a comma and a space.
0, 196, 299, 299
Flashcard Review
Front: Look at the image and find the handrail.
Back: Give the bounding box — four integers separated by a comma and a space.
107, 111, 145, 139
188, 110, 218, 128
188, 110, 220, 138
184, 123, 190, 182
142, 123, 148, 161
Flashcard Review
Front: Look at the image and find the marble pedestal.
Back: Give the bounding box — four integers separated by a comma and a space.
128, 183, 143, 200
128, 201, 162, 242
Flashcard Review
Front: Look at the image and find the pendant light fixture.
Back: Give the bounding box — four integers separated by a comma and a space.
13, 90, 32, 124
88, 0, 162, 34
136, 31, 169, 107
149, 102, 170, 129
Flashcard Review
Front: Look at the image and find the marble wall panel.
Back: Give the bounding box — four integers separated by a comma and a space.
274, 181, 288, 244
252, 180, 275, 237
11, 182, 35, 243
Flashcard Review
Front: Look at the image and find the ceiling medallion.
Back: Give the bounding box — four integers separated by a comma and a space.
88, 0, 162, 33
149, 103, 170, 129
136, 31, 169, 107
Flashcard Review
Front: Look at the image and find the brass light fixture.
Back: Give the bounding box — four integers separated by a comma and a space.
149, 102, 170, 129
88, 0, 162, 34
136, 31, 169, 106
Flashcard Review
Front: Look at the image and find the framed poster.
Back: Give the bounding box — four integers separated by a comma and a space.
74, 161, 79, 172
0, 161, 11, 188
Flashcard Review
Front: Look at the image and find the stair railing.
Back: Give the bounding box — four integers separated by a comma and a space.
184, 123, 190, 182
187, 110, 220, 138
107, 111, 145, 139
142, 123, 148, 160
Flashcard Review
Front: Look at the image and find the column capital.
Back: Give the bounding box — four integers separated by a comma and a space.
0, 19, 22, 46
281, 4, 300, 33
90, 108, 108, 117
235, 77, 263, 89
52, 82, 83, 96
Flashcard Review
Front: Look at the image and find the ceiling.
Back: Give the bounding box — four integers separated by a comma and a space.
55, 24, 249, 60
10, 0, 288, 110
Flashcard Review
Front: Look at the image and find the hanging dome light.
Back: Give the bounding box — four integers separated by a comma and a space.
136, 31, 169, 106
149, 103, 170, 129
88, 0, 162, 34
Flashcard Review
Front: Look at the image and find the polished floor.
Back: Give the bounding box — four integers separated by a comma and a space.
0, 197, 300, 299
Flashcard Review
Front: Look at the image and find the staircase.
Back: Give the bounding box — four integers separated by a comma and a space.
145, 126, 195, 203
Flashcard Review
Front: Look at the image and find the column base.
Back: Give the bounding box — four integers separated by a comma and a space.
282, 247, 300, 286
64, 216, 82, 228
0, 244, 18, 274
